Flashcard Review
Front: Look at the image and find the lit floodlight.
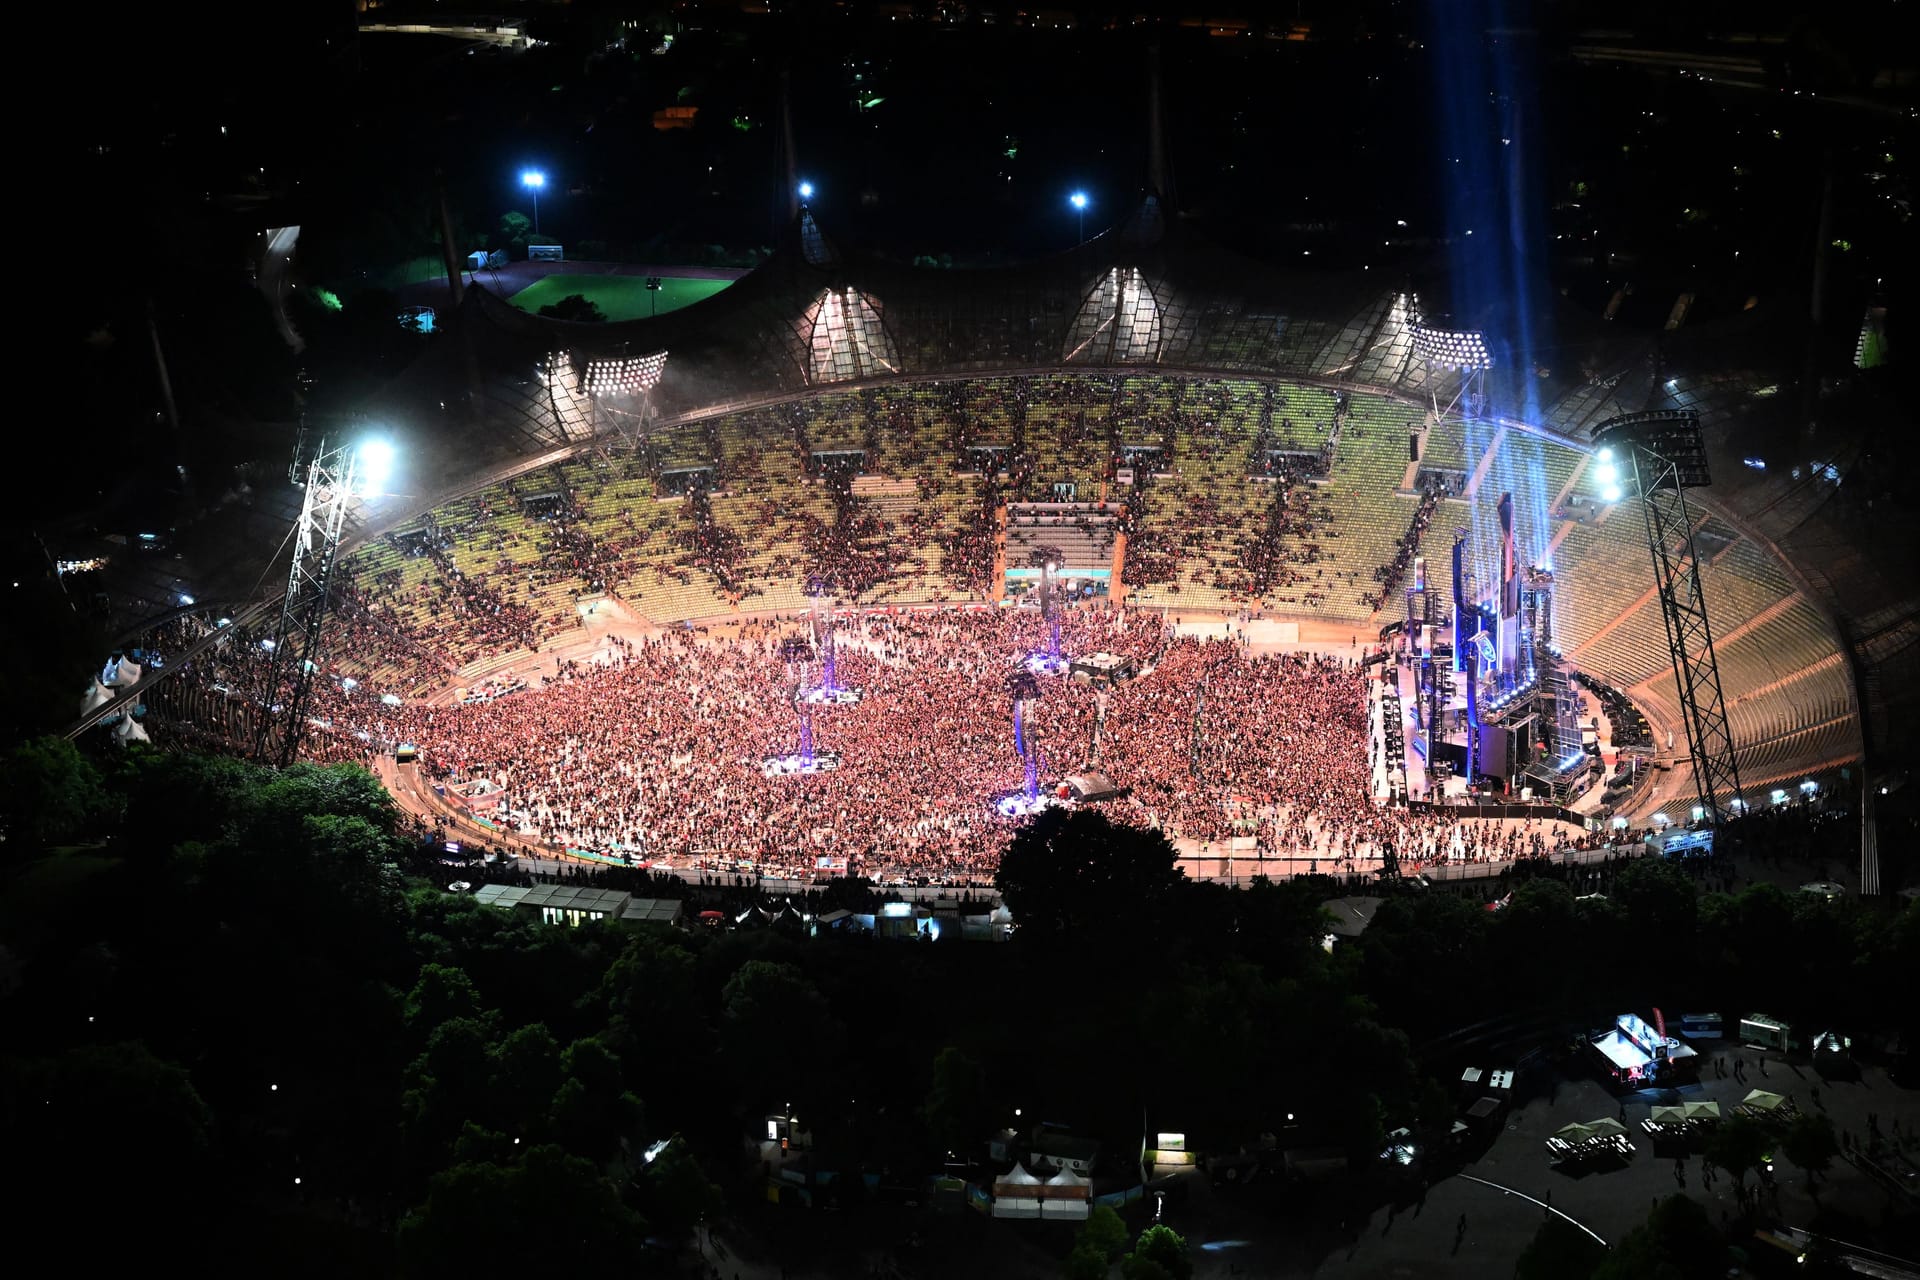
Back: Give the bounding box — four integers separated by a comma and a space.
580, 349, 669, 397
520, 170, 546, 190
356, 439, 395, 496
797, 180, 815, 200
1069, 191, 1089, 210
1408, 324, 1493, 370
1602, 485, 1623, 503
178, 593, 195, 606
1598, 447, 1613, 463
1595, 461, 1617, 484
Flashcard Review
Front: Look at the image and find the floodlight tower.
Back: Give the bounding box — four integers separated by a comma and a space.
521, 170, 547, 235
253, 437, 392, 767
1590, 410, 1744, 826
1407, 302, 1493, 457
1069, 191, 1089, 244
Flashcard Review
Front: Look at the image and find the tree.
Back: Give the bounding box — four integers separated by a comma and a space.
1705, 1114, 1771, 1192
1080, 1203, 1129, 1262
1612, 856, 1698, 939
1592, 1194, 1724, 1280
406, 963, 484, 1031
1781, 1112, 1839, 1188
0, 736, 114, 853
637, 1138, 722, 1239
550, 1036, 644, 1160
537, 293, 606, 323
397, 1145, 645, 1277
499, 210, 532, 248
1063, 1243, 1111, 1280
995, 808, 1186, 942
1124, 1224, 1192, 1280
721, 959, 842, 1106
923, 1046, 992, 1156
490, 1023, 565, 1134
1515, 1214, 1605, 1280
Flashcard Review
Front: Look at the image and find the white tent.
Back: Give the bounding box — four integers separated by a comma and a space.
80, 679, 114, 716
991, 1163, 1043, 1196
1044, 1166, 1092, 1198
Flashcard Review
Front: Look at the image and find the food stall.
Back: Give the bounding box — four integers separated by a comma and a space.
1589, 1011, 1699, 1087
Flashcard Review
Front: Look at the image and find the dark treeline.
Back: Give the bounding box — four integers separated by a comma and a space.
1, 743, 1915, 1275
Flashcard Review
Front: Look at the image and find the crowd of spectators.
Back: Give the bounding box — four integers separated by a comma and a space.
1367, 479, 1446, 611
279, 603, 1609, 882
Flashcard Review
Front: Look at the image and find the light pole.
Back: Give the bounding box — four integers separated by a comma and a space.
645, 275, 663, 316
520, 169, 547, 236
1069, 191, 1089, 244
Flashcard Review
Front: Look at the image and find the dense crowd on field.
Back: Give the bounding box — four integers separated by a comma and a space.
223, 603, 1607, 883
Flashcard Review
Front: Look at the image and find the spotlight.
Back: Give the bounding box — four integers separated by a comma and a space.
797, 180, 815, 200
356, 439, 395, 497
1069, 191, 1089, 210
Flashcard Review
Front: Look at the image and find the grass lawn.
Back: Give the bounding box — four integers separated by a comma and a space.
508, 273, 733, 322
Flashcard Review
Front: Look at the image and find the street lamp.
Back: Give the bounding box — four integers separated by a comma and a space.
1069, 191, 1089, 244
520, 170, 547, 235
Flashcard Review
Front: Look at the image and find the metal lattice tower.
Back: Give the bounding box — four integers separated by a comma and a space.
1592, 411, 1744, 825
253, 441, 364, 767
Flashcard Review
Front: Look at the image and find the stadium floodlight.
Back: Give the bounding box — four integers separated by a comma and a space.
797, 180, 815, 200
356, 438, 395, 497
1602, 484, 1623, 503
521, 169, 547, 234
1408, 324, 1494, 370
1069, 190, 1089, 243
1069, 191, 1089, 209
580, 349, 669, 397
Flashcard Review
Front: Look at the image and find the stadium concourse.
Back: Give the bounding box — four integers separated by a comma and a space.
113, 199, 1886, 886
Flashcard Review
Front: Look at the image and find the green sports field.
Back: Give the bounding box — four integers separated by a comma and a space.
508, 274, 733, 322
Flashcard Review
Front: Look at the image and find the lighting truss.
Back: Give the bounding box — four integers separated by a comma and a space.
254, 440, 363, 766
1592, 409, 1711, 492
1591, 410, 1743, 825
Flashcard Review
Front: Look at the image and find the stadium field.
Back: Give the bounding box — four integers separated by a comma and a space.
508, 273, 733, 321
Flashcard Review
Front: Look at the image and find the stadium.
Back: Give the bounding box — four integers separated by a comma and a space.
83, 196, 1907, 891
